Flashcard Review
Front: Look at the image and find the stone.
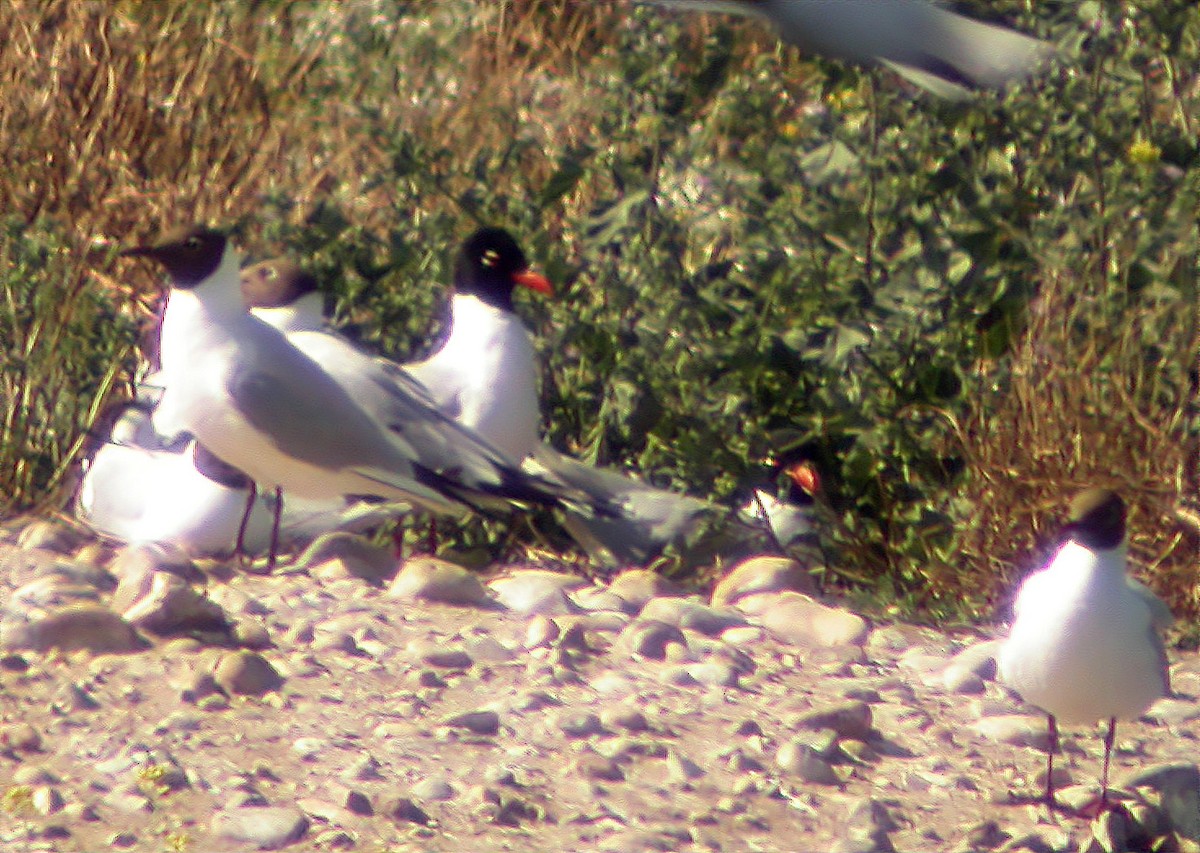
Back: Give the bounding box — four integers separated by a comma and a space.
755, 591, 869, 647
213, 651, 285, 696
16, 519, 87, 554
614, 620, 687, 660
1, 604, 145, 654
607, 569, 683, 611
109, 543, 203, 584
117, 570, 229, 636
639, 597, 746, 637
557, 711, 605, 738
711, 556, 815, 607
792, 701, 874, 740
386, 558, 494, 607
383, 796, 432, 825
443, 710, 500, 736
488, 572, 579, 616
776, 740, 841, 785
294, 532, 397, 584
1123, 763, 1200, 839
412, 778, 456, 801
969, 715, 1049, 749
211, 805, 309, 849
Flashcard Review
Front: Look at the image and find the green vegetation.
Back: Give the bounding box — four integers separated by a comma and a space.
2, 1, 1197, 621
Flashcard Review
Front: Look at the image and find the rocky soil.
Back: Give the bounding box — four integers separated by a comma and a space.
1, 515, 1198, 853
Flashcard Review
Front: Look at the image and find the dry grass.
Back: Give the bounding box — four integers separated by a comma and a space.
952, 267, 1200, 618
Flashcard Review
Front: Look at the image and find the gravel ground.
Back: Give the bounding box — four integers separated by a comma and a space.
1, 516, 1198, 853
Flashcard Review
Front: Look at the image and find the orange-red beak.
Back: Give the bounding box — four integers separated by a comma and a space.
785, 462, 820, 496
513, 269, 554, 296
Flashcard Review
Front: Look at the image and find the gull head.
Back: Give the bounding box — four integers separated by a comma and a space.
1066, 488, 1126, 550
122, 225, 227, 289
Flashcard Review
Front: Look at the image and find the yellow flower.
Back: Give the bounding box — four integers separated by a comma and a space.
1127, 137, 1161, 165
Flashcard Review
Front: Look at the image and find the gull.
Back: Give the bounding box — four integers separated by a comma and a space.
638, 0, 1055, 100
998, 489, 1172, 813
121, 226, 603, 531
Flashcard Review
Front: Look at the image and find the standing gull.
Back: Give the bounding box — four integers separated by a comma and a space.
998, 489, 1171, 813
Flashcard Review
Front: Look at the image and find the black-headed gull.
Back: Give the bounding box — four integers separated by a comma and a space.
998, 489, 1171, 813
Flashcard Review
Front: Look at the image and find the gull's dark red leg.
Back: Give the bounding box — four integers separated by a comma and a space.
1099, 717, 1116, 810
1044, 714, 1058, 807
267, 487, 283, 572
235, 482, 258, 566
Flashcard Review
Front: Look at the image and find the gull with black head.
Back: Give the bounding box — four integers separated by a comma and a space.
998, 488, 1171, 814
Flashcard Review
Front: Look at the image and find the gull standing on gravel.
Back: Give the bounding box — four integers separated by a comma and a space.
998, 489, 1172, 813
638, 0, 1055, 99
121, 226, 603, 527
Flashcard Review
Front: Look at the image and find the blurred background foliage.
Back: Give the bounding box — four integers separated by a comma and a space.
1, 0, 1198, 622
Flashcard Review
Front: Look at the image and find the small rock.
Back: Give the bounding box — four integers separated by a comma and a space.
667, 750, 705, 782
525, 615, 560, 649
776, 740, 841, 785
607, 569, 683, 611
489, 570, 586, 615
639, 597, 746, 637
1123, 763, 1200, 838
213, 651, 284, 696
386, 558, 494, 607
755, 591, 869, 647
686, 661, 740, 688
574, 755, 626, 782
792, 701, 873, 740
1, 604, 145, 654
17, 519, 86, 554
711, 556, 815, 607
294, 532, 397, 584
382, 796, 431, 825
0, 723, 42, 752
344, 790, 373, 816
211, 805, 309, 849
601, 708, 650, 732
614, 620, 687, 660
412, 778, 456, 801
117, 571, 229, 637
32, 786, 65, 815
969, 715, 1049, 749
558, 711, 605, 738
443, 710, 500, 736
109, 544, 202, 584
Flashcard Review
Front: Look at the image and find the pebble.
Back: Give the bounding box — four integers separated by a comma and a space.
211, 805, 309, 849
1, 603, 145, 654
614, 620, 687, 660
755, 591, 869, 647
383, 796, 432, 825
710, 556, 815, 607
606, 570, 682, 612
443, 710, 500, 736
488, 570, 587, 616
792, 701, 874, 740
412, 778, 456, 801
776, 740, 841, 784
557, 711, 606, 738
213, 650, 285, 696
387, 558, 494, 606
639, 597, 746, 637
968, 715, 1049, 749
294, 532, 397, 584
117, 570, 229, 637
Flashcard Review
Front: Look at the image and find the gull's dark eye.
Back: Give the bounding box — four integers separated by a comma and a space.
481, 249, 499, 268
184, 236, 202, 250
